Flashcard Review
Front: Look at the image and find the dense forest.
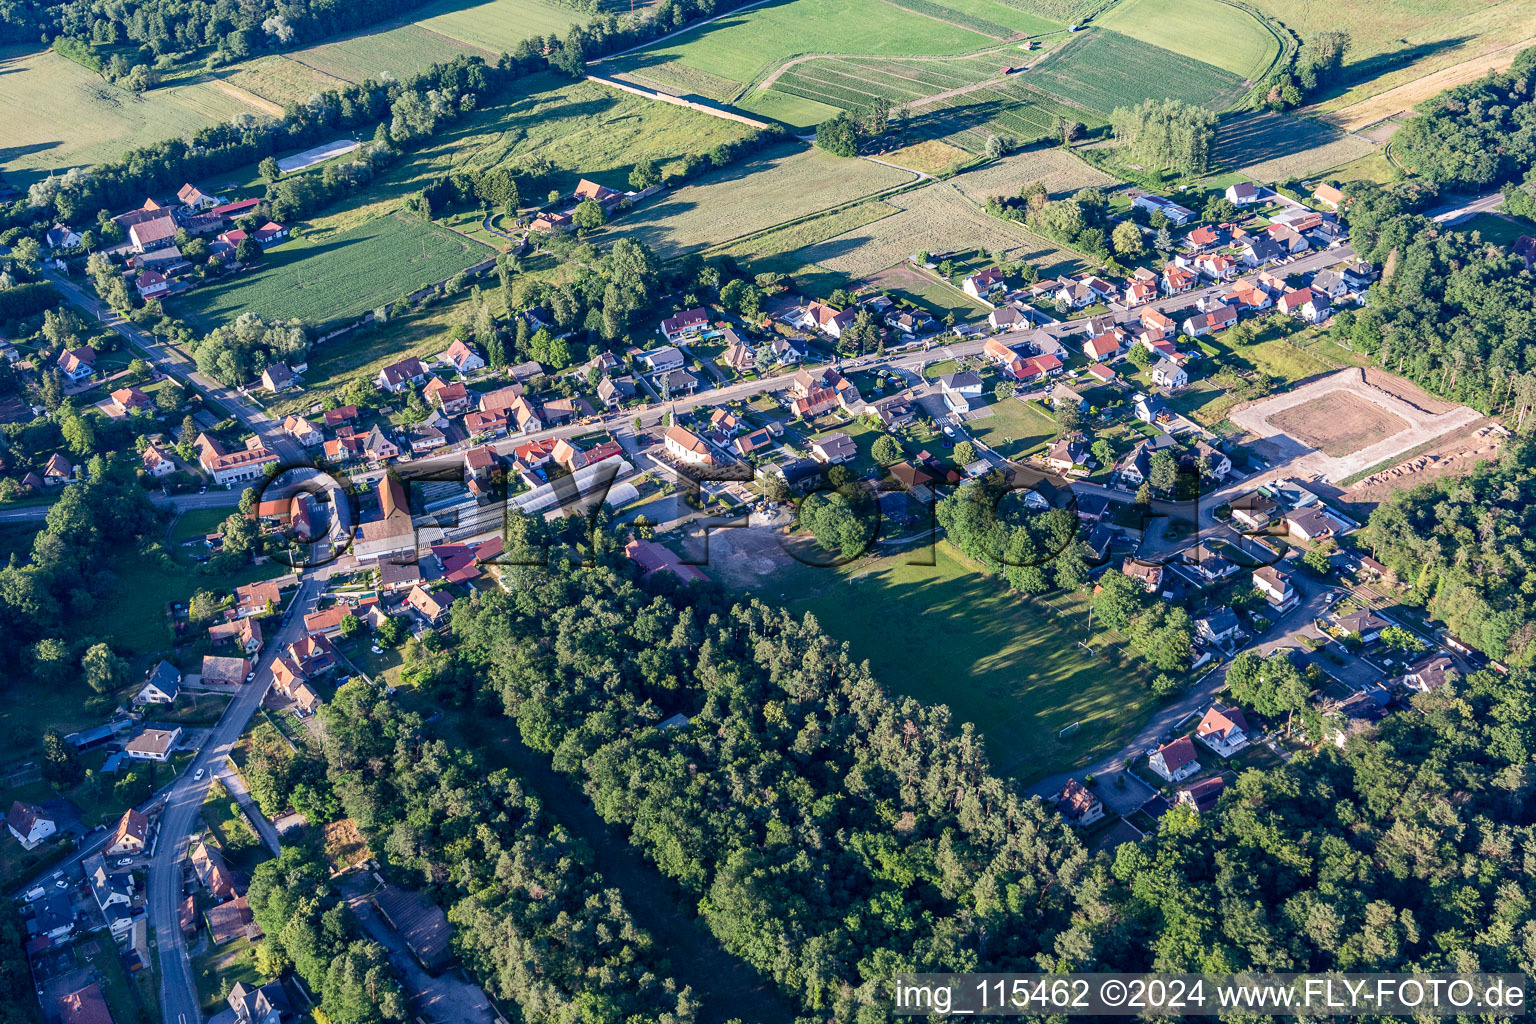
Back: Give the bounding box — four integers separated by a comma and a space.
1328, 179, 1536, 417
1391, 46, 1536, 190
1363, 438, 1536, 666
314, 680, 700, 1023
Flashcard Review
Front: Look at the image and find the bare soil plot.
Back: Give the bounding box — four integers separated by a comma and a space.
1267, 391, 1407, 457
1229, 367, 1484, 482
1341, 422, 1503, 503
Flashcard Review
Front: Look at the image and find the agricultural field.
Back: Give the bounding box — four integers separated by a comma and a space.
602, 0, 1055, 106
948, 145, 1119, 202
412, 0, 592, 53
289, 25, 477, 83
1093, 0, 1280, 80
299, 73, 757, 235
0, 47, 268, 187
175, 214, 492, 329
797, 180, 1083, 279
882, 139, 976, 176
1209, 111, 1378, 182
733, 544, 1160, 783
1024, 28, 1250, 115
1245, 0, 1536, 114
616, 143, 914, 258
713, 201, 898, 265
216, 55, 345, 108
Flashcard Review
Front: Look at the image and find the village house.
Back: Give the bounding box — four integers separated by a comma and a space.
1195, 606, 1241, 646
962, 267, 1006, 301
938, 370, 984, 414
803, 300, 856, 338
128, 214, 177, 252
137, 660, 181, 704
792, 386, 839, 419
1132, 393, 1170, 426
1151, 359, 1188, 391
1082, 331, 1122, 362
1193, 252, 1237, 281
597, 375, 638, 408
135, 270, 170, 299
106, 808, 150, 856
58, 346, 97, 381
887, 308, 936, 337
1121, 557, 1163, 593
1123, 277, 1158, 306
124, 725, 182, 762
1239, 234, 1285, 268
1183, 542, 1237, 584
659, 308, 709, 343
1140, 307, 1176, 337
1332, 608, 1390, 643
377, 356, 428, 393
229, 980, 290, 1024
1132, 193, 1195, 226
6, 800, 56, 850
810, 432, 857, 464
1228, 490, 1279, 530
1162, 263, 1197, 294
989, 305, 1027, 332
1313, 183, 1346, 210
1195, 704, 1252, 756
1252, 565, 1297, 611
1045, 435, 1089, 473
1052, 778, 1104, 827
141, 443, 176, 477
1182, 304, 1237, 337
1225, 180, 1260, 206
196, 434, 278, 486
642, 345, 686, 373
1176, 776, 1226, 814
201, 655, 251, 686
45, 223, 83, 249
424, 377, 472, 415
658, 368, 700, 397
1285, 506, 1349, 542
283, 415, 323, 447
407, 585, 455, 626
233, 578, 286, 619
1402, 653, 1455, 693
1148, 736, 1200, 782
439, 338, 486, 375
109, 387, 152, 416
664, 425, 714, 466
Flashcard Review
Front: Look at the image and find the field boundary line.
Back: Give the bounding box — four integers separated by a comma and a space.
586, 74, 772, 128
873, 0, 1018, 42
588, 0, 781, 64
699, 171, 927, 256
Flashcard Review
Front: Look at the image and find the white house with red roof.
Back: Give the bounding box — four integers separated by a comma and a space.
1148, 736, 1200, 782
659, 307, 709, 342
962, 267, 1006, 301
1195, 704, 1251, 756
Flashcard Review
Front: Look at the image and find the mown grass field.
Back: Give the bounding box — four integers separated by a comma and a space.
175, 213, 491, 328
799, 180, 1083, 278
739, 544, 1159, 784
0, 47, 266, 186
615, 143, 913, 258
1209, 110, 1378, 182
1025, 28, 1249, 114
1093, 0, 1279, 80
293, 25, 475, 82
604, 0, 1027, 101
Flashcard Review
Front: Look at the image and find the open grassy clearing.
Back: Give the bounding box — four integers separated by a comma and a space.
1024, 28, 1249, 114
614, 143, 913, 257
413, 0, 591, 52
864, 263, 989, 320
738, 543, 1159, 784
963, 392, 1060, 458
798, 180, 1083, 278
603, 0, 1017, 101
1210, 110, 1378, 182
1093, 0, 1280, 80
0, 47, 267, 187
268, 293, 483, 414
175, 213, 491, 329
948, 145, 1118, 201
883, 139, 977, 176
300, 73, 755, 236
215, 55, 345, 107
1246, 0, 1536, 114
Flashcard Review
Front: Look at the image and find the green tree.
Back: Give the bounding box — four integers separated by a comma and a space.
81, 642, 128, 695
41, 728, 83, 786
259, 156, 281, 182
953, 440, 978, 466
572, 198, 606, 230
872, 434, 902, 465
1111, 220, 1144, 259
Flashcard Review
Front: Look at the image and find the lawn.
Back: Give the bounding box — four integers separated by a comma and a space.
1461, 212, 1536, 248
192, 934, 264, 1017
741, 544, 1159, 783
1025, 28, 1251, 115
0, 47, 268, 187
82, 552, 291, 656
617, 143, 914, 259
1093, 0, 1280, 80
174, 213, 492, 330
964, 393, 1059, 459
602, 0, 1031, 102
864, 264, 990, 321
